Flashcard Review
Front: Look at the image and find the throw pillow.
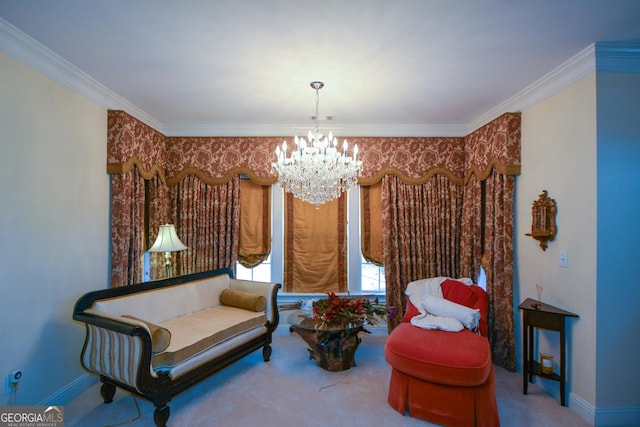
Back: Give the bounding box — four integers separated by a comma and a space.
422, 295, 480, 331
122, 315, 171, 353
220, 288, 266, 312
441, 279, 479, 308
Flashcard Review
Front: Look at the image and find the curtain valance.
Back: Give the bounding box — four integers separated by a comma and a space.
464, 112, 521, 181
107, 110, 167, 182
165, 136, 280, 186
107, 111, 520, 186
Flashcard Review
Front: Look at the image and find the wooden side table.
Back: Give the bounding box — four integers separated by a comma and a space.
518, 298, 578, 406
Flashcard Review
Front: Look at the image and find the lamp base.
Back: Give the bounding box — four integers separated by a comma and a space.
164, 252, 174, 278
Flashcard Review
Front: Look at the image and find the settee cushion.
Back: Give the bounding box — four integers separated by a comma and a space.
220, 288, 266, 312
152, 305, 266, 369
385, 322, 492, 387
122, 314, 172, 353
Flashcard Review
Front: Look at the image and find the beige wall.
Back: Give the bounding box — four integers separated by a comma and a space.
0, 52, 109, 404
517, 74, 598, 408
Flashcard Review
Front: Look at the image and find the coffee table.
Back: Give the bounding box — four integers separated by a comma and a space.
288, 310, 367, 371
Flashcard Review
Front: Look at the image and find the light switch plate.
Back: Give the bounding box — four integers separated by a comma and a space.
559, 251, 568, 268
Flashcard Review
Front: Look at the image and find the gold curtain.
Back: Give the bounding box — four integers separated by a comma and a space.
361, 182, 384, 266
284, 193, 347, 293
238, 179, 271, 268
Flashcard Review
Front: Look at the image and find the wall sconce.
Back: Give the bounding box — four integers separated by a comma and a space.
147, 224, 188, 278
525, 190, 557, 251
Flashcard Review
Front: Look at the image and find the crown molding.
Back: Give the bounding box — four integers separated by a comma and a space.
469, 43, 596, 131
596, 41, 640, 73
162, 122, 468, 137
0, 17, 163, 132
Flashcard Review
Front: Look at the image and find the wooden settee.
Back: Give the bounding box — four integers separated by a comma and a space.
72, 268, 280, 427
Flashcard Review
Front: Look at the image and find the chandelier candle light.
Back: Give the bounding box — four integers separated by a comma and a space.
272, 81, 363, 208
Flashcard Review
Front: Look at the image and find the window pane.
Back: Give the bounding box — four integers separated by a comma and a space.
252, 261, 271, 282
235, 263, 252, 280
361, 257, 385, 293
235, 254, 271, 282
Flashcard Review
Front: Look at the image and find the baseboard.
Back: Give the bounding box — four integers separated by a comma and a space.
39, 373, 97, 406
594, 405, 640, 427
569, 392, 596, 425
568, 392, 640, 426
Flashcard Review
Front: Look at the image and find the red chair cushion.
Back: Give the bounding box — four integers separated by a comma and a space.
385, 322, 492, 387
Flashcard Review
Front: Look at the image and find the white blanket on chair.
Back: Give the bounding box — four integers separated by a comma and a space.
405, 277, 480, 332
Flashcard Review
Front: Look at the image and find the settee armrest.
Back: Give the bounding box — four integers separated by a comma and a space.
229, 279, 281, 331
73, 310, 161, 395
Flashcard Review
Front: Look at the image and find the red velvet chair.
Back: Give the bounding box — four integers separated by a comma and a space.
385, 279, 500, 427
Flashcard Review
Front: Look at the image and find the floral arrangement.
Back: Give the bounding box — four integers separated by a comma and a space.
312, 292, 396, 326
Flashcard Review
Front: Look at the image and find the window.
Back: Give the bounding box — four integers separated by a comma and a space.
361, 256, 386, 293
477, 264, 487, 291
236, 185, 385, 294
236, 254, 272, 282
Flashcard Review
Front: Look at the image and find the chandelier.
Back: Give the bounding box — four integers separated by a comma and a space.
272, 81, 363, 208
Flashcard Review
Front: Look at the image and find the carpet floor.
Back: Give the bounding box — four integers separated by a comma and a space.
64, 327, 591, 427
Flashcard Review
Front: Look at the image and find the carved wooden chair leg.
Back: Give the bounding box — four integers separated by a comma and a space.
153, 404, 170, 427
262, 344, 272, 361
100, 382, 116, 404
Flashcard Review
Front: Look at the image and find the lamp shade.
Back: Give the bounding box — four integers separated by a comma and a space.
148, 224, 188, 253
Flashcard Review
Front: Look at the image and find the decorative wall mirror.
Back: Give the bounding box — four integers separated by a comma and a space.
525, 190, 557, 251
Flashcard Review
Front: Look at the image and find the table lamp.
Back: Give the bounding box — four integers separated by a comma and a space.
147, 224, 188, 278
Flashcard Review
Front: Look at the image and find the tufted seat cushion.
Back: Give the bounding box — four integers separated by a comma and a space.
385, 322, 492, 387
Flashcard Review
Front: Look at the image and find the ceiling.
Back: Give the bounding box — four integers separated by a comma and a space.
1, 0, 640, 137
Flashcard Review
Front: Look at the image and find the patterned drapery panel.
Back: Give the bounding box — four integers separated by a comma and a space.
284, 193, 347, 293
460, 175, 484, 281
170, 175, 240, 275
483, 171, 516, 371
238, 179, 271, 268
381, 174, 464, 331
110, 168, 146, 287
146, 176, 170, 281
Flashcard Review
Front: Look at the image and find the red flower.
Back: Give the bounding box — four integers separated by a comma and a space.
312, 293, 393, 326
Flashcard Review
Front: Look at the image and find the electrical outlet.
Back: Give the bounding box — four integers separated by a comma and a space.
5, 370, 21, 396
